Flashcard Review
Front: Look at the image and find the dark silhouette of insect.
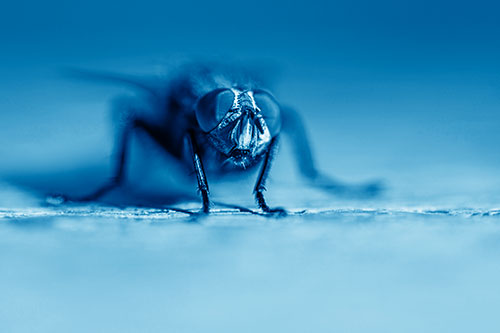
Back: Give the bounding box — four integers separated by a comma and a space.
63, 63, 381, 216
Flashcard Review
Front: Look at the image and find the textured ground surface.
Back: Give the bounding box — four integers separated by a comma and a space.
2, 184, 500, 332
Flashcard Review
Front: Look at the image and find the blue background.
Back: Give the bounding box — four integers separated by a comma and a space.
1, 0, 500, 196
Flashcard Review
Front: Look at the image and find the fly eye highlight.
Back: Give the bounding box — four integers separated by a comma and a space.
254, 91, 281, 136
195, 89, 235, 132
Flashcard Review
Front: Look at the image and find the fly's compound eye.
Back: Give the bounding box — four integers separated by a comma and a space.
195, 89, 235, 132
254, 91, 281, 136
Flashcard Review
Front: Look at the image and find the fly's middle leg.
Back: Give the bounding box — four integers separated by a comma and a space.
66, 110, 137, 202
280, 106, 383, 198
62, 99, 168, 203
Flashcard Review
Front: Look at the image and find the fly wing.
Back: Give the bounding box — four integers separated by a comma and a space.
62, 68, 168, 100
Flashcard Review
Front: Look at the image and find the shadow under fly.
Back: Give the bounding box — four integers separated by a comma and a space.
56, 62, 382, 216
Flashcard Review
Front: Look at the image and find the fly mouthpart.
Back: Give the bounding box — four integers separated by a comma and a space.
230, 148, 251, 159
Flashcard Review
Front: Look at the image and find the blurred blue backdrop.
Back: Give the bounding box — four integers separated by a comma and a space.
1, 0, 500, 200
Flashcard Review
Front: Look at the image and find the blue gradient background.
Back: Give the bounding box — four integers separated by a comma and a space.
1, 0, 500, 193
1, 1, 500, 332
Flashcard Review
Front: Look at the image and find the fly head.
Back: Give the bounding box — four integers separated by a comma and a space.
195, 88, 281, 168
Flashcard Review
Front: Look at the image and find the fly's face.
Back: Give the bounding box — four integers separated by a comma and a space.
195, 88, 281, 168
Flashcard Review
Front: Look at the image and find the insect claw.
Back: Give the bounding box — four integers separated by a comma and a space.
45, 194, 69, 205
263, 207, 288, 218
187, 212, 207, 223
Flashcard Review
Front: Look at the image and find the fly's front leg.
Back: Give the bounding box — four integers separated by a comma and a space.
254, 137, 286, 216
187, 131, 211, 214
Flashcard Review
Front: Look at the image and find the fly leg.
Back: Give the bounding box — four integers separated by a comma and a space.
187, 131, 211, 214
280, 106, 382, 197
254, 136, 287, 216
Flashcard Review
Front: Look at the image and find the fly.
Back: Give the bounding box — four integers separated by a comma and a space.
60, 63, 381, 216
